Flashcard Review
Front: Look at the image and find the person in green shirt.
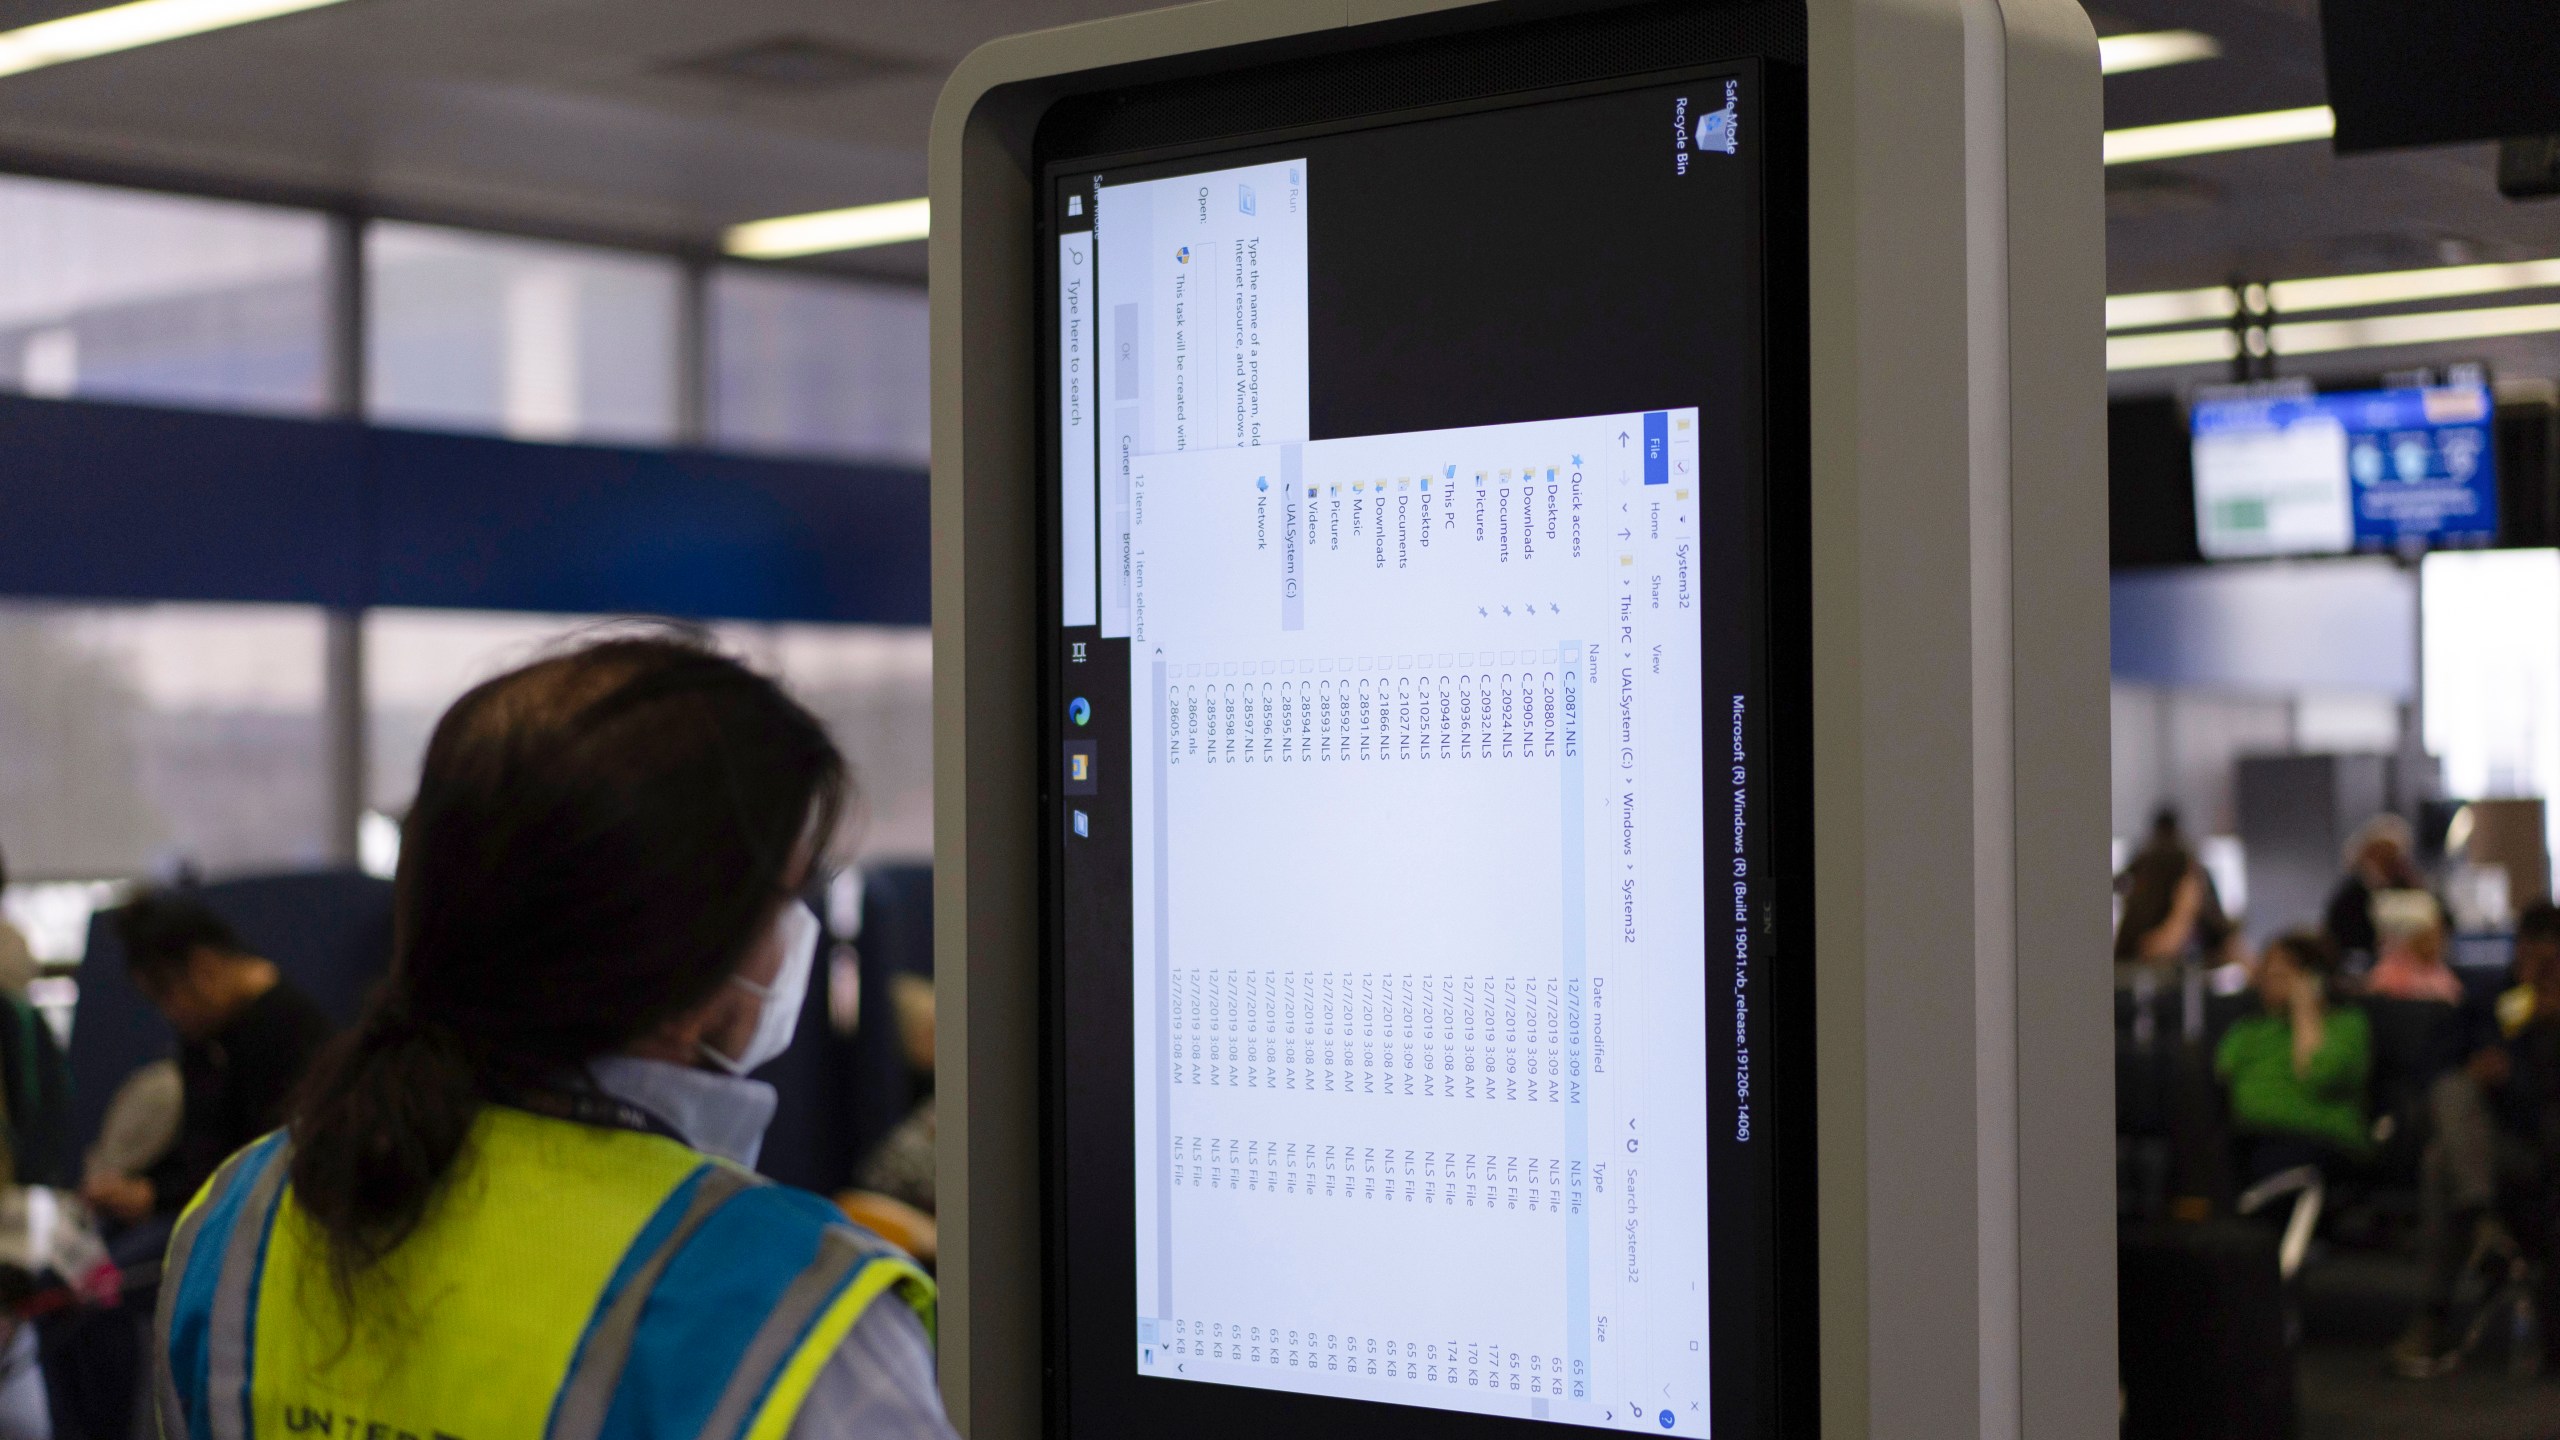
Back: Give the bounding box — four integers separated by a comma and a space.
2216, 930, 2373, 1184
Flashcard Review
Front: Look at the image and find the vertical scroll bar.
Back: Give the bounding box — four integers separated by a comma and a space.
1153, 655, 1176, 1321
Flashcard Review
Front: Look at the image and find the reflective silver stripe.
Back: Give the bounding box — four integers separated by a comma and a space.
206, 1145, 292, 1440
152, 1145, 261, 1440
155, 1326, 188, 1440
691, 1229, 871, 1440
549, 1166, 754, 1440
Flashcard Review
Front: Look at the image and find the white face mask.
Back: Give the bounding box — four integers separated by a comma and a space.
700, 901, 820, 1077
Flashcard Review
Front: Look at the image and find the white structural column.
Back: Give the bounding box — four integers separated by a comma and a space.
1808, 0, 2108, 1434
2000, 5, 2115, 1435
1963, 1, 2023, 1433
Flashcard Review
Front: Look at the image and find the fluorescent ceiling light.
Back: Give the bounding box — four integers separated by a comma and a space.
0, 0, 350, 79
2269, 257, 2560, 315
2107, 285, 2238, 331
2098, 30, 2222, 76
2104, 105, 2335, 166
725, 198, 930, 259
2107, 328, 2241, 372
2271, 300, 2560, 358
2104, 298, 2560, 369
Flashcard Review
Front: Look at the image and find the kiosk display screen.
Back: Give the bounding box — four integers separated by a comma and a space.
1044, 52, 1800, 1440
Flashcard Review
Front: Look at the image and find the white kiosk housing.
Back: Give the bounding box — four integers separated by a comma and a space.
929, 2, 2106, 1435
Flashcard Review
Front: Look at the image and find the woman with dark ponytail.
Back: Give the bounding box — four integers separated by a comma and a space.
154, 633, 955, 1440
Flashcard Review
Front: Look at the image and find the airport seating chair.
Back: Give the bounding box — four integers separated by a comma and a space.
2116, 983, 2174, 1219
2221, 999, 2485, 1306
2234, 1164, 2325, 1286
2117, 973, 2243, 1219
835, 1189, 937, 1269
2359, 996, 2468, 1190
2201, 986, 2257, 1055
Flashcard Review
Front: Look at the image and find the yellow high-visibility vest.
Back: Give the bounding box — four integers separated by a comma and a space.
155, 1107, 933, 1440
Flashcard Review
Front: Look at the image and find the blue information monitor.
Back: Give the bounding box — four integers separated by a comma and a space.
2190, 383, 2498, 559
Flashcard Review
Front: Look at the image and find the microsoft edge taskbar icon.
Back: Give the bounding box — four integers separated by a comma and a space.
1070, 696, 1092, 726
1065, 741, 1099, 796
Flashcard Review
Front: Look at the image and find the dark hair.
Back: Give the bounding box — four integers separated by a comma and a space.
0, 842, 9, 893
2265, 929, 2341, 1004
114, 890, 247, 986
289, 633, 848, 1289
2113, 846, 2195, 961
2518, 901, 2560, 947
2267, 929, 2339, 978
2145, 807, 2184, 853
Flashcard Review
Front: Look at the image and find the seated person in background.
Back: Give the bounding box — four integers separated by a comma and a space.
2122, 811, 2244, 957
2366, 890, 2463, 1004
2217, 931, 2372, 1186
2389, 901, 2560, 1379
2327, 813, 2424, 962
80, 1059, 181, 1201
842, 973, 939, 1264
0, 845, 35, 997
2117, 843, 2248, 1207
2114, 846, 2209, 974
2115, 842, 2245, 1039
80, 892, 334, 1223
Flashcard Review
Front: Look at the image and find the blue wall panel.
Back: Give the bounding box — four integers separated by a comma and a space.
0, 393, 928, 625
369, 427, 928, 624
0, 394, 372, 607
2110, 557, 2417, 698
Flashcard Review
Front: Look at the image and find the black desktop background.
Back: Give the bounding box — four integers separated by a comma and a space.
1043, 58, 1803, 1440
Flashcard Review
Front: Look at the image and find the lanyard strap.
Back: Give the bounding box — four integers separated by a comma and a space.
506, 1084, 691, 1145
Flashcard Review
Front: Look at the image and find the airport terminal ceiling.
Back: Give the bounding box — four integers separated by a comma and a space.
2095, 0, 2560, 392
0, 0, 2555, 339
0, 0, 1149, 280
